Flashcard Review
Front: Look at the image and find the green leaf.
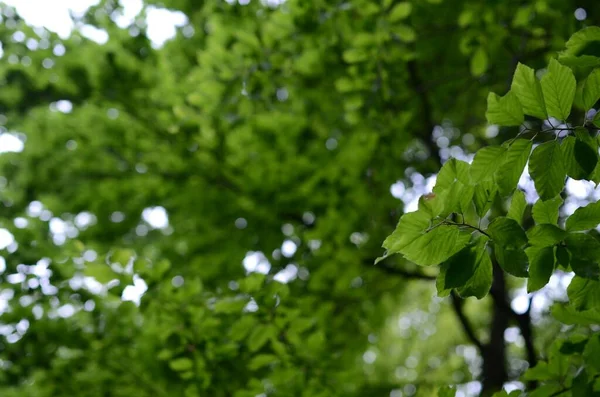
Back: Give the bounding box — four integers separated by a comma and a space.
248, 354, 278, 370
565, 233, 600, 261
485, 91, 524, 126
342, 48, 368, 63
526, 246, 555, 292
567, 276, 600, 311
540, 58, 576, 120
389, 2, 412, 21
239, 273, 266, 293
582, 68, 600, 110
556, 245, 570, 269
594, 111, 600, 128
442, 237, 493, 299
395, 24, 416, 42
511, 62, 547, 119
111, 248, 134, 267
248, 324, 275, 352
560, 338, 589, 355
84, 263, 116, 284
527, 385, 562, 397
229, 316, 258, 341
214, 298, 249, 314
563, 26, 600, 57
583, 334, 600, 372
471, 48, 488, 76
473, 180, 497, 217
496, 139, 532, 196
551, 303, 600, 325
442, 181, 474, 216
487, 217, 528, 249
529, 141, 566, 200
169, 357, 194, 372
507, 189, 527, 226
565, 234, 600, 279
523, 362, 553, 381
526, 224, 567, 247
532, 197, 563, 225
434, 159, 471, 192
381, 209, 431, 255
470, 146, 507, 182
400, 225, 473, 266
495, 245, 528, 277
566, 200, 600, 231
437, 386, 456, 397
561, 135, 598, 180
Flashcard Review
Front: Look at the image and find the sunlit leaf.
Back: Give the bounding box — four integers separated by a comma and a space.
485, 91, 524, 126
511, 62, 547, 119
540, 59, 576, 120
529, 141, 566, 200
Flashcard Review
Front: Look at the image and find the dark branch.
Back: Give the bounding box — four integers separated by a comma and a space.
450, 291, 485, 352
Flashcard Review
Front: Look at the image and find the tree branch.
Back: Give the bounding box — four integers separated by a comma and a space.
450, 291, 485, 352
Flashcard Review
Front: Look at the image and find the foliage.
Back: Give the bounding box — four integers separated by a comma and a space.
0, 0, 598, 396
383, 26, 600, 396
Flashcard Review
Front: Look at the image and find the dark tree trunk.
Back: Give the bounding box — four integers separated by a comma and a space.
481, 263, 510, 396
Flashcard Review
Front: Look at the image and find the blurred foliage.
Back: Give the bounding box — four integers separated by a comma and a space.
0, 0, 598, 396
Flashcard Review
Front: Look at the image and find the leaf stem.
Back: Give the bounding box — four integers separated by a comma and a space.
439, 219, 491, 238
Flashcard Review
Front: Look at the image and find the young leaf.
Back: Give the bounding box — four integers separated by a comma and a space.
540, 58, 576, 120
532, 197, 563, 225
485, 91, 524, 126
526, 246, 556, 292
529, 141, 566, 200
507, 189, 527, 225
495, 139, 532, 196
565, 199, 600, 231
400, 225, 473, 266
487, 217, 528, 249
495, 245, 528, 277
470, 146, 507, 182
582, 68, 600, 110
526, 224, 567, 247
567, 276, 600, 311
511, 63, 547, 119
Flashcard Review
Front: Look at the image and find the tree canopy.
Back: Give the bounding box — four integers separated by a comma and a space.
0, 1, 599, 396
